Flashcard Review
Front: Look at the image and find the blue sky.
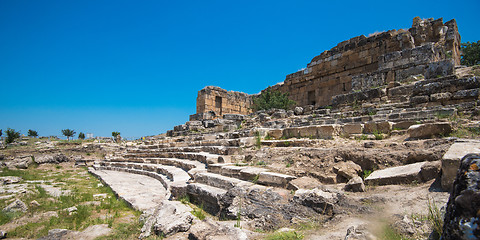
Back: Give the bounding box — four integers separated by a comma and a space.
1, 0, 478, 139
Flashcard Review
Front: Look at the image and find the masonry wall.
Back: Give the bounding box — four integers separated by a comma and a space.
194, 86, 252, 119
270, 17, 461, 107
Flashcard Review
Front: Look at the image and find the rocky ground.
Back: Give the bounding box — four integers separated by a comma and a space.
0, 127, 476, 239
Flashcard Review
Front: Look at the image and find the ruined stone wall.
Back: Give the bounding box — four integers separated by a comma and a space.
270, 17, 461, 107
192, 86, 252, 120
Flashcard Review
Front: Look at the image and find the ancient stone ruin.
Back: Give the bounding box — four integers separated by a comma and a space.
2, 17, 479, 239
192, 17, 462, 120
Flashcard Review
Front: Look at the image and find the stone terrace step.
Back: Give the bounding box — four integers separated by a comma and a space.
186, 183, 227, 215
106, 157, 206, 172
130, 146, 239, 155
208, 164, 296, 188
121, 151, 227, 164
192, 172, 257, 190
98, 161, 191, 183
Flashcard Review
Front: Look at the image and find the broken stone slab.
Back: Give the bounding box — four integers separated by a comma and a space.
407, 122, 452, 139
441, 141, 480, 191
293, 188, 339, 215
34, 153, 70, 164
3, 199, 28, 213
333, 161, 362, 181
139, 200, 193, 238
344, 176, 365, 192
257, 172, 296, 188
0, 176, 22, 185
287, 176, 322, 190
365, 161, 440, 185
188, 217, 253, 240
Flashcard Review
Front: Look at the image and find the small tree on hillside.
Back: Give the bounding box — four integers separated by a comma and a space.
0, 129, 2, 137
78, 132, 85, 140
61, 129, 76, 141
251, 88, 296, 111
461, 40, 480, 66
112, 131, 120, 138
5, 128, 21, 144
28, 129, 38, 138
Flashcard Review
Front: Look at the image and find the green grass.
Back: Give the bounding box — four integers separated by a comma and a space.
373, 131, 384, 140
265, 230, 304, 240
381, 225, 411, 240
427, 197, 443, 239
0, 165, 140, 239
191, 206, 206, 220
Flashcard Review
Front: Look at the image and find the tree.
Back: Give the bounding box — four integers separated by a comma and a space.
5, 128, 21, 144
251, 88, 296, 111
112, 132, 120, 138
61, 129, 76, 141
461, 41, 480, 66
0, 129, 2, 137
28, 129, 38, 138
78, 132, 85, 140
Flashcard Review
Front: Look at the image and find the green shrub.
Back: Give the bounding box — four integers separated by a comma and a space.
5, 128, 21, 144
191, 207, 206, 220
28, 129, 38, 138
252, 88, 296, 111
461, 40, 480, 66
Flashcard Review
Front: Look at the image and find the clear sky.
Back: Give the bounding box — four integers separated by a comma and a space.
1, 0, 478, 139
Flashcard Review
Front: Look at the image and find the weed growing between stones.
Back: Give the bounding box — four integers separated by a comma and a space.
427, 197, 443, 239
191, 205, 206, 220
381, 224, 410, 240
265, 230, 304, 240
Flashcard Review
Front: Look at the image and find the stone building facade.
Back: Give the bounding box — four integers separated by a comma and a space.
193, 17, 461, 119
190, 86, 253, 120
270, 17, 461, 107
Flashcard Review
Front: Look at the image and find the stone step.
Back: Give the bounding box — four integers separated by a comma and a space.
207, 164, 296, 188
98, 161, 191, 183
128, 146, 238, 155
186, 183, 227, 216
121, 151, 226, 164
192, 172, 255, 190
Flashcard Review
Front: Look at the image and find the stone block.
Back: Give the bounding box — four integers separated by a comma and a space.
430, 92, 452, 102
267, 129, 283, 139
258, 172, 296, 188
342, 123, 363, 135
407, 123, 452, 139
452, 88, 479, 100
392, 121, 417, 130
410, 95, 429, 104
365, 161, 430, 185
363, 121, 392, 134
441, 141, 480, 191
344, 176, 365, 192
424, 60, 455, 79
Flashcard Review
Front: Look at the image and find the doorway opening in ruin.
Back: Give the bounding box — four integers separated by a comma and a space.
215, 96, 223, 116
343, 83, 347, 92
308, 91, 316, 106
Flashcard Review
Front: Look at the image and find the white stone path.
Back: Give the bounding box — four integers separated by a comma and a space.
90, 169, 168, 211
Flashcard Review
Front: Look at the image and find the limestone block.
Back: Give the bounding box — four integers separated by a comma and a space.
344, 176, 365, 192
342, 123, 363, 135
363, 121, 392, 134
452, 88, 479, 100
365, 161, 429, 185
407, 123, 452, 139
424, 60, 455, 79
267, 129, 283, 139
258, 172, 296, 188
430, 92, 452, 102
287, 176, 322, 191
333, 161, 362, 180
441, 141, 480, 191
392, 121, 417, 130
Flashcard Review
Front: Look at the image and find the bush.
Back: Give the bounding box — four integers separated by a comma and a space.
112, 132, 120, 138
28, 129, 38, 138
461, 40, 480, 66
252, 88, 296, 111
5, 128, 21, 144
78, 132, 85, 140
